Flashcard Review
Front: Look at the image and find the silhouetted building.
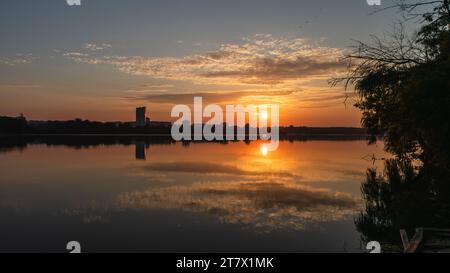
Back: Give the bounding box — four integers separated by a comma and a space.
136, 107, 146, 127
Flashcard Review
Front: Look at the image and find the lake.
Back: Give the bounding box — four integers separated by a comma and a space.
0, 136, 387, 253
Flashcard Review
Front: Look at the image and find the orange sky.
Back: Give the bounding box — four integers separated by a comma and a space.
0, 1, 400, 127
0, 35, 362, 127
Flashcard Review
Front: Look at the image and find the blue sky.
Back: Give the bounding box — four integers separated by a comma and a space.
0, 0, 398, 55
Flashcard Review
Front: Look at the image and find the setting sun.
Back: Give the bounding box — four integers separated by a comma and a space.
260, 111, 269, 120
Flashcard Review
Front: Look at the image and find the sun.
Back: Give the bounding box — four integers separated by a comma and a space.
260, 111, 268, 120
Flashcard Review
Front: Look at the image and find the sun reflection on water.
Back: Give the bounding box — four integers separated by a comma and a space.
260, 145, 268, 156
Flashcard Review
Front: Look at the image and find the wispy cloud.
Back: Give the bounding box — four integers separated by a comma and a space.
0, 53, 35, 66
117, 181, 359, 231
65, 35, 346, 87
125, 90, 299, 104
135, 161, 298, 178
83, 43, 112, 51
57, 180, 359, 231
141, 84, 175, 89
63, 52, 89, 57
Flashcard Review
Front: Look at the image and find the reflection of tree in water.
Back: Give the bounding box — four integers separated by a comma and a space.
355, 159, 450, 251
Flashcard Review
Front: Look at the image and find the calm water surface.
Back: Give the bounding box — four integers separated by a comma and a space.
0, 137, 387, 252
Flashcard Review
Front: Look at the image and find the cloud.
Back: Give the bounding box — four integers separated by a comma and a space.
65, 35, 346, 86
141, 84, 175, 89
117, 181, 359, 231
125, 90, 298, 104
199, 56, 345, 84
135, 161, 298, 178
58, 180, 359, 231
83, 43, 112, 51
124, 84, 176, 93
0, 53, 35, 66
63, 52, 89, 57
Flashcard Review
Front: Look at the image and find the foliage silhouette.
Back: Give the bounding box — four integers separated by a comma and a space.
333, 0, 450, 250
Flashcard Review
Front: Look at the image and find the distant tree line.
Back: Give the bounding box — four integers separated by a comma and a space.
0, 115, 28, 133
0, 115, 368, 136
0, 117, 172, 134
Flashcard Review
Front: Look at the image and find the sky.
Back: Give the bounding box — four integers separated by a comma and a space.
0, 0, 403, 126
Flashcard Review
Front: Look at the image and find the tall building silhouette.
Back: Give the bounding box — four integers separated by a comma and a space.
136, 107, 146, 127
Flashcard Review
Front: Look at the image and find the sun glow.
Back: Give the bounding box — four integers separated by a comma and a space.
260, 111, 269, 120
260, 145, 268, 156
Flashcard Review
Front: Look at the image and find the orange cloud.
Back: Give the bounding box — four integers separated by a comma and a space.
64, 35, 347, 87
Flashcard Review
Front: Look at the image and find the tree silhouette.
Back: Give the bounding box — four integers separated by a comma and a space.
332, 0, 450, 250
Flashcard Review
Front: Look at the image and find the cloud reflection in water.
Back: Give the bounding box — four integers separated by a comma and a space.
117, 180, 360, 232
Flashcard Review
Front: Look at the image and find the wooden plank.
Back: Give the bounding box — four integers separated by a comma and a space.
400, 227, 450, 253
400, 229, 410, 252
405, 228, 423, 253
